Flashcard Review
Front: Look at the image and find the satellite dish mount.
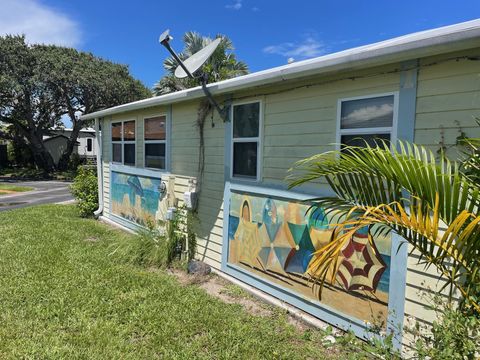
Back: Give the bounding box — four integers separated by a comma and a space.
159, 30, 228, 122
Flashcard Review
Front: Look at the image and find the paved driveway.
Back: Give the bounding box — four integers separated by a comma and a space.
0, 181, 73, 212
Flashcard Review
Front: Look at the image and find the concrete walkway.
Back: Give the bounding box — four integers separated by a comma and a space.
0, 181, 73, 212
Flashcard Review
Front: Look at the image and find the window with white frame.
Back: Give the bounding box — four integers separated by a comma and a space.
338, 94, 396, 149
144, 115, 167, 170
111, 120, 136, 166
231, 101, 261, 179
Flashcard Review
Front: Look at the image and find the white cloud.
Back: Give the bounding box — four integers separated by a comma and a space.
342, 104, 393, 125
0, 0, 81, 47
251, 6, 260, 12
225, 0, 242, 10
263, 35, 325, 59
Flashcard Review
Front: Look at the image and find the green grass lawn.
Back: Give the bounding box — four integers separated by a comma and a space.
0, 205, 349, 359
0, 183, 34, 195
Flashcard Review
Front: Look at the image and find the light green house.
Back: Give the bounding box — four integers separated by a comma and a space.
81, 19, 480, 349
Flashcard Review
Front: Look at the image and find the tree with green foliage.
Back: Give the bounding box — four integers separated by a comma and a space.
0, 123, 34, 167
0, 35, 151, 172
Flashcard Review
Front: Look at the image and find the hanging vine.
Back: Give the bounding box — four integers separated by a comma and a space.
195, 99, 212, 196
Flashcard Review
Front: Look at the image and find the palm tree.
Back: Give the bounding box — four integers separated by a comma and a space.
153, 31, 248, 95
288, 142, 480, 312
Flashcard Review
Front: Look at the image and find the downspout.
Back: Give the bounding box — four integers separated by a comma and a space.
93, 117, 104, 218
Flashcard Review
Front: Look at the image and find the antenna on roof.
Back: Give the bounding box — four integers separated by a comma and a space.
159, 29, 228, 121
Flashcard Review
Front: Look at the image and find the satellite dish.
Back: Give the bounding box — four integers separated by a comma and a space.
174, 38, 222, 79
159, 31, 228, 121
159, 29, 172, 45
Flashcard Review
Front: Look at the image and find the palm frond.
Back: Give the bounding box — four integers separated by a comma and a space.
289, 142, 480, 311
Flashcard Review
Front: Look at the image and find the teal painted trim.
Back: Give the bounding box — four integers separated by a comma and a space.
221, 181, 231, 268
229, 182, 328, 201
223, 95, 233, 123
386, 233, 408, 347
224, 119, 232, 183
385, 59, 418, 349
110, 163, 165, 178
221, 182, 405, 343
166, 104, 172, 172
397, 59, 418, 144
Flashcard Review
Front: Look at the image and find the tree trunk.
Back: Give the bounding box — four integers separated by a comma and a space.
57, 123, 81, 171
26, 131, 56, 173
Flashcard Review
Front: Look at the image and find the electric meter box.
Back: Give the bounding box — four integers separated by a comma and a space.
183, 191, 197, 210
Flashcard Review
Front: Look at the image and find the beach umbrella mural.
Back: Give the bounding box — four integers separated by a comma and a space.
258, 223, 295, 273
336, 230, 387, 292
308, 207, 329, 229
261, 199, 281, 240
284, 223, 316, 274
257, 199, 295, 273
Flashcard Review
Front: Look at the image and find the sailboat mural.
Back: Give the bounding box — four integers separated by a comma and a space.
111, 171, 161, 226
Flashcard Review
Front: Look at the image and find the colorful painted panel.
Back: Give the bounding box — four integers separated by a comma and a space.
228, 192, 392, 326
111, 171, 161, 226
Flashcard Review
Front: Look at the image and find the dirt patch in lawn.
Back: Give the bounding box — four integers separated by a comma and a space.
168, 269, 316, 331
0, 190, 15, 194
84, 236, 100, 243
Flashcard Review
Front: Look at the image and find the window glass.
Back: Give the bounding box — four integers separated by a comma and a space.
341, 133, 390, 148
233, 142, 257, 178
145, 116, 166, 141
145, 143, 166, 169
124, 143, 136, 165
340, 95, 394, 129
87, 138, 93, 152
112, 123, 122, 141
233, 102, 260, 138
123, 121, 136, 141
112, 143, 122, 163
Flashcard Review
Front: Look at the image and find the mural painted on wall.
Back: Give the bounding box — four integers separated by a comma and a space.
228, 192, 392, 325
111, 171, 161, 226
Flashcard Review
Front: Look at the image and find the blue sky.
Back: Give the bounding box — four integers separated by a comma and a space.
2, 0, 480, 89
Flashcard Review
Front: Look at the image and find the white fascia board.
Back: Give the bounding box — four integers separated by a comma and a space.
81, 18, 480, 121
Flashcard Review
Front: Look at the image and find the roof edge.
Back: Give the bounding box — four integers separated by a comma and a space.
81, 18, 480, 121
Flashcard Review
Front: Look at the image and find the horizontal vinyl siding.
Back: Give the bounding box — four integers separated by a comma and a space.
171, 101, 225, 270
404, 49, 480, 333
414, 50, 480, 158
262, 64, 400, 186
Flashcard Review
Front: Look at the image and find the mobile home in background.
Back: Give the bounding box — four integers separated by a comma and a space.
81, 20, 480, 349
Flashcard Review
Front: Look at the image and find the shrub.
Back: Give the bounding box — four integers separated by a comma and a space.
70, 166, 98, 217
68, 153, 83, 171
408, 295, 480, 360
